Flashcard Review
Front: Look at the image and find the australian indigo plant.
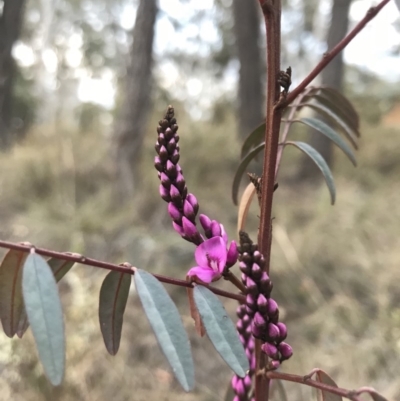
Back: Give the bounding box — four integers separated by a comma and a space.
0, 1, 397, 401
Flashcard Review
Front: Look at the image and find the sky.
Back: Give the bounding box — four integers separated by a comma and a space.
13, 0, 400, 112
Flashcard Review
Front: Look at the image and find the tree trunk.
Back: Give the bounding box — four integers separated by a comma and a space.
0, 0, 26, 149
232, 0, 264, 140
113, 0, 158, 197
299, 0, 352, 180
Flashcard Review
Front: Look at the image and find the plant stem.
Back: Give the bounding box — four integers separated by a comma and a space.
257, 2, 282, 401
265, 371, 385, 401
284, 0, 391, 106
0, 239, 245, 302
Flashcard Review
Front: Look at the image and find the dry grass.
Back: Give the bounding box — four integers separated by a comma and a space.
0, 108, 400, 400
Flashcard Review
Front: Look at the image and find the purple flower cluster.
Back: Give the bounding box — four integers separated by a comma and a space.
238, 231, 292, 369
155, 106, 238, 283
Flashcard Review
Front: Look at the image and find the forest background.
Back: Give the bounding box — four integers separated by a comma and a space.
0, 0, 400, 400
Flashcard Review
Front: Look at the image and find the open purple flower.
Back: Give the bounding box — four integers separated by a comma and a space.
187, 236, 227, 283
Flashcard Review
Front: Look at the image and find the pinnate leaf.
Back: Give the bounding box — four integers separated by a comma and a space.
286, 141, 336, 204
99, 271, 131, 355
0, 249, 28, 337
22, 253, 65, 386
134, 269, 194, 392
193, 285, 249, 377
232, 143, 265, 205
295, 118, 357, 166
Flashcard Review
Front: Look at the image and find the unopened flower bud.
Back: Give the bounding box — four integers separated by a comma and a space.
182, 217, 198, 238
242, 314, 250, 326
183, 200, 195, 221
246, 277, 258, 294
169, 185, 182, 203
160, 173, 170, 187
237, 305, 246, 319
170, 150, 180, 164
172, 222, 184, 236
186, 194, 199, 214
251, 263, 262, 279
278, 342, 293, 360
254, 312, 267, 330
164, 127, 174, 140
253, 250, 262, 263
166, 137, 176, 153
231, 376, 238, 390
159, 185, 170, 202
154, 156, 163, 172
267, 298, 279, 316
175, 172, 185, 192
277, 322, 287, 341
257, 294, 268, 313
155, 142, 161, 153
239, 261, 251, 275
251, 321, 262, 338
246, 294, 256, 309
199, 214, 212, 232
235, 380, 246, 397
240, 252, 252, 264
244, 375, 252, 390
226, 241, 238, 267
236, 320, 244, 332
210, 220, 221, 237
261, 342, 278, 359
166, 160, 177, 177
168, 202, 181, 222
268, 360, 280, 370
158, 133, 166, 146
159, 145, 168, 162
267, 323, 280, 341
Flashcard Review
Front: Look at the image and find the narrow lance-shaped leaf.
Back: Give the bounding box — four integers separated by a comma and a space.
17, 258, 75, 338
22, 253, 65, 386
297, 102, 358, 149
314, 369, 342, 401
99, 271, 131, 355
294, 118, 357, 166
286, 141, 336, 205
232, 143, 265, 205
134, 269, 195, 392
241, 122, 266, 159
193, 285, 249, 377
0, 249, 28, 337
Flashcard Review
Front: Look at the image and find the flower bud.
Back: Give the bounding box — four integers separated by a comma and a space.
168, 202, 181, 222
251, 263, 262, 279
186, 194, 199, 214
267, 298, 279, 316
237, 305, 246, 319
172, 222, 184, 236
166, 160, 177, 177
239, 261, 251, 275
278, 342, 293, 360
268, 360, 280, 370
159, 184, 170, 202
242, 314, 250, 326
244, 375, 252, 391
155, 142, 161, 153
166, 137, 176, 153
159, 145, 168, 162
236, 319, 244, 332
226, 241, 238, 267
158, 133, 166, 146
164, 127, 174, 140
210, 220, 221, 237
246, 277, 258, 295
253, 250, 262, 263
182, 217, 198, 238
267, 323, 280, 341
160, 173, 171, 187
199, 214, 212, 232
231, 376, 238, 390
246, 294, 256, 309
240, 252, 252, 264
154, 156, 163, 172
183, 200, 195, 221
170, 150, 180, 164
175, 173, 185, 192
169, 185, 182, 203
251, 321, 262, 338
257, 294, 268, 314
235, 379, 246, 397
254, 312, 267, 330
261, 342, 278, 359
277, 322, 287, 341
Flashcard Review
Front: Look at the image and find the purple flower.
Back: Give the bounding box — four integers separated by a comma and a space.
187, 237, 227, 283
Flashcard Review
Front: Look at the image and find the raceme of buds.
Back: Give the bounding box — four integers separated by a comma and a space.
155, 107, 239, 282
238, 231, 293, 367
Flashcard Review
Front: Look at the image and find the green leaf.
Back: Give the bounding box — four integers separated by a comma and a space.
99, 271, 131, 355
232, 143, 265, 205
241, 122, 265, 159
286, 141, 336, 204
318, 86, 360, 130
22, 253, 65, 386
295, 118, 357, 166
193, 286, 249, 377
47, 258, 75, 282
298, 102, 358, 149
304, 89, 360, 134
134, 269, 194, 392
0, 249, 28, 337
17, 258, 75, 338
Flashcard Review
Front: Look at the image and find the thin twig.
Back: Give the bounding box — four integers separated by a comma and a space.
262, 371, 364, 401
223, 271, 247, 293
0, 240, 245, 302
284, 0, 390, 106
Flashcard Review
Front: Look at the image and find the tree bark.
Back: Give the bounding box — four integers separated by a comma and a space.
0, 0, 26, 149
113, 0, 158, 197
299, 0, 352, 180
232, 0, 264, 139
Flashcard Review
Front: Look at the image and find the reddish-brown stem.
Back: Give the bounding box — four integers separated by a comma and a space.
257, 2, 282, 401
0, 240, 245, 302
265, 371, 385, 401
224, 271, 247, 293
285, 0, 391, 106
